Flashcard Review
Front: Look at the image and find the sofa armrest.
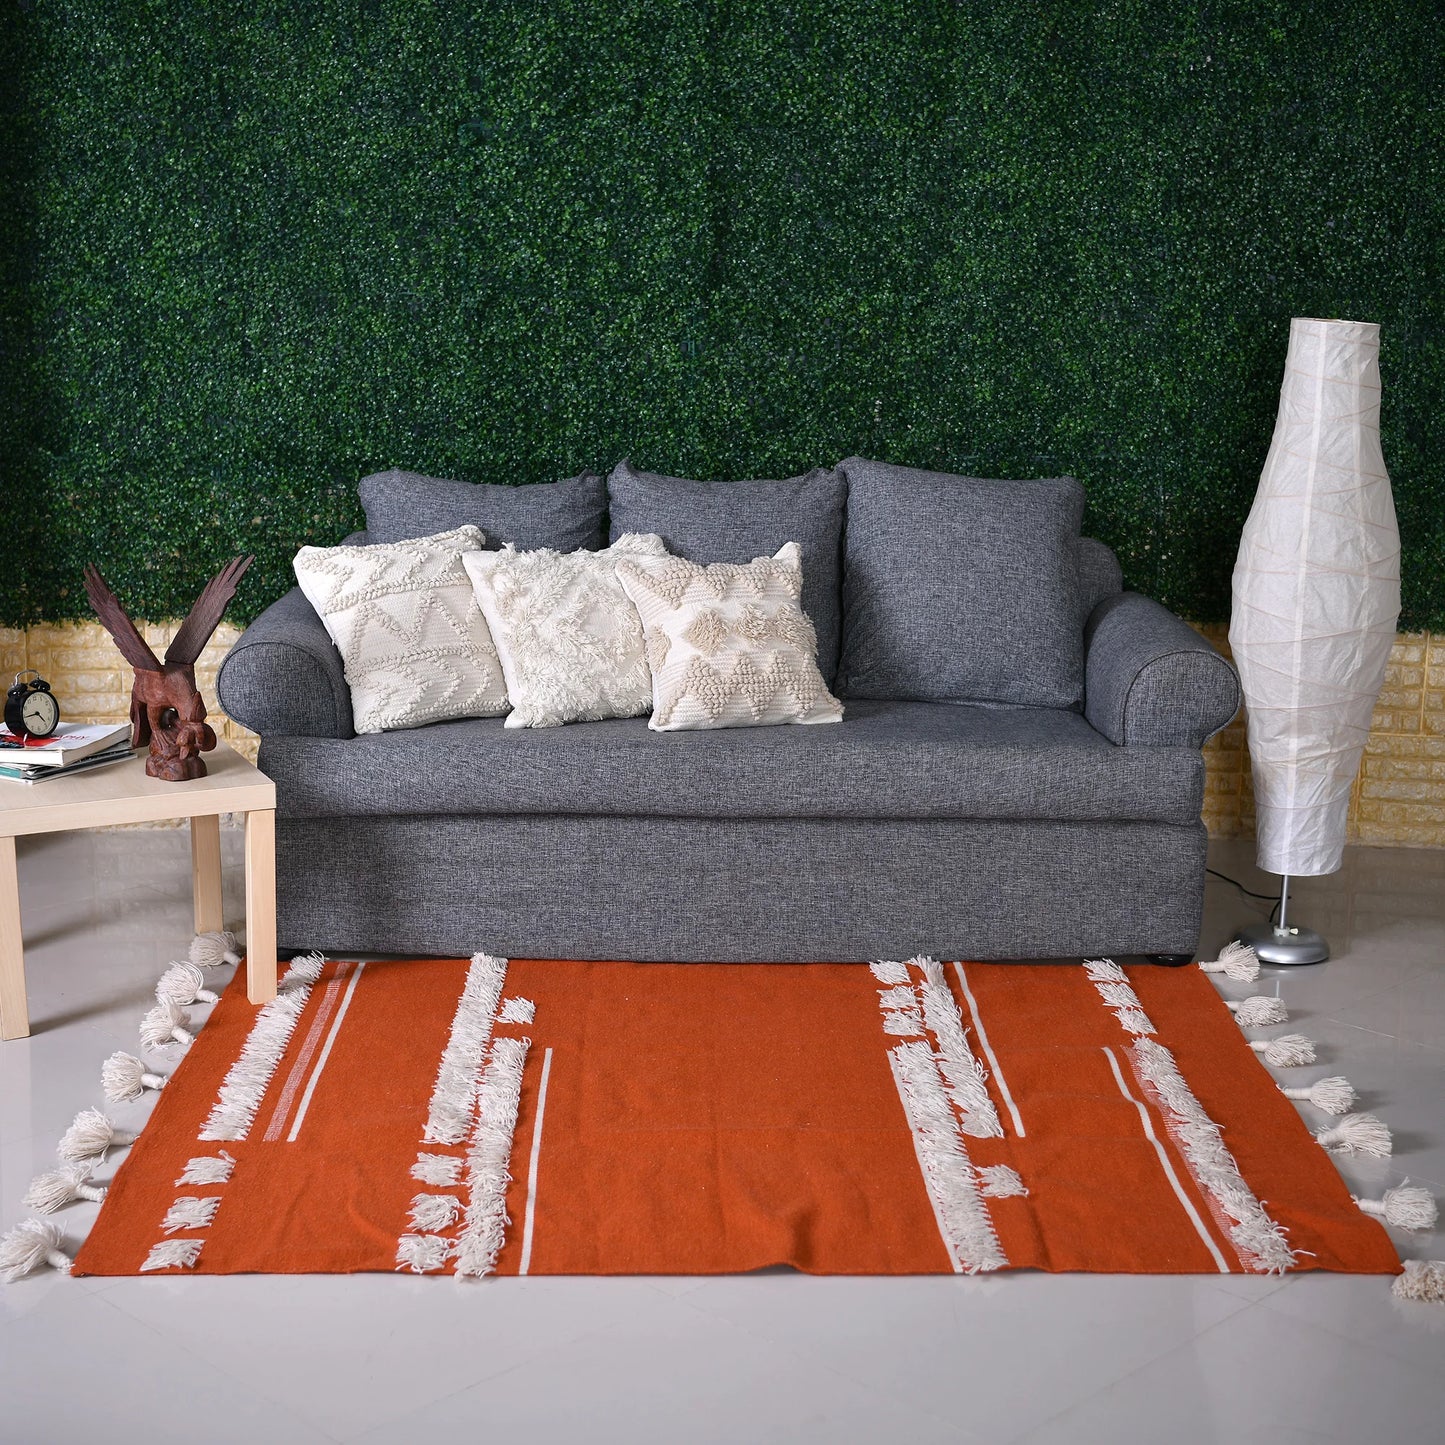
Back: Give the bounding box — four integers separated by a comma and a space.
218, 587, 354, 739
1084, 592, 1239, 748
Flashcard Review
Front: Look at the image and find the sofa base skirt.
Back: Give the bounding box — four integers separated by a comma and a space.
275, 813, 1208, 963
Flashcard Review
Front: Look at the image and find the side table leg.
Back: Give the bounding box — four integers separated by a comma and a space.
244, 809, 277, 1006
190, 813, 225, 935
0, 836, 28, 1040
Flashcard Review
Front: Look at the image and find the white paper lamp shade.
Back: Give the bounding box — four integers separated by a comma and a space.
1229, 318, 1401, 877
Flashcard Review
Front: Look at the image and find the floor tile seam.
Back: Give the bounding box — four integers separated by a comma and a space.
671, 1274, 1245, 1444
999, 1292, 1269, 1444
1252, 1277, 1445, 1368
639, 1280, 992, 1437
90, 1286, 350, 1443
1317, 1014, 1445, 1055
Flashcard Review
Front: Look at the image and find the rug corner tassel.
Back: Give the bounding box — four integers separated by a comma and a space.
0, 1218, 73, 1283
140, 999, 195, 1051
1392, 1259, 1445, 1305
190, 929, 241, 968
1200, 940, 1261, 983
58, 1108, 132, 1163
157, 961, 220, 1008
102, 1050, 167, 1103
1316, 1112, 1392, 1158
22, 1161, 106, 1214
1281, 1076, 1357, 1116
1227, 995, 1289, 1026
1354, 1182, 1438, 1231
1250, 1033, 1316, 1067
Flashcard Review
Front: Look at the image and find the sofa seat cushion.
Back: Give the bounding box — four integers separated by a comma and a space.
260, 699, 1202, 826
838, 456, 1086, 709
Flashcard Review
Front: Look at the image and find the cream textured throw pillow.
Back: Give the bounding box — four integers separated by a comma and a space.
293, 526, 508, 734
462, 533, 668, 729
615, 542, 844, 732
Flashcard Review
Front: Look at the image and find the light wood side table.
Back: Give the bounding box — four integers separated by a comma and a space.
0, 741, 277, 1040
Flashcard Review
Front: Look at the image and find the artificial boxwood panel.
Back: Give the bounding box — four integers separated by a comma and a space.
0, 2, 1440, 627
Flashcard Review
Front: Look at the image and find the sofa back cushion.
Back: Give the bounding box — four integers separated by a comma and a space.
606, 460, 848, 683
837, 457, 1086, 708
359, 468, 607, 552
1077, 537, 1123, 618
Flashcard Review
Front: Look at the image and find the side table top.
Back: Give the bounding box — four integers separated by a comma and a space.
0, 740, 275, 838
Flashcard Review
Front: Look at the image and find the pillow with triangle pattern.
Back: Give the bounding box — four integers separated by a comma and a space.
615, 543, 844, 732
293, 526, 508, 734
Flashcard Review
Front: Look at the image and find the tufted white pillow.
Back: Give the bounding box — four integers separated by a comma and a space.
615, 542, 844, 732
293, 526, 508, 734
461, 533, 668, 728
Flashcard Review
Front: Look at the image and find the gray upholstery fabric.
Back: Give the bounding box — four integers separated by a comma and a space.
274, 813, 1207, 961
1085, 592, 1240, 748
359, 468, 607, 551
259, 701, 1202, 824
218, 588, 354, 739
606, 459, 848, 683
1077, 537, 1123, 617
837, 456, 1086, 708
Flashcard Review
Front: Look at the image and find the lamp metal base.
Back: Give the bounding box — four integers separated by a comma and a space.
1236, 921, 1330, 967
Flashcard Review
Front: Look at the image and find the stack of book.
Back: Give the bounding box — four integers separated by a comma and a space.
0, 722, 135, 784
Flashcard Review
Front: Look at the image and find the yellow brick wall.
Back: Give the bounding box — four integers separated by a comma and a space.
0, 621, 258, 766
4, 620, 1442, 848
1198, 626, 1445, 849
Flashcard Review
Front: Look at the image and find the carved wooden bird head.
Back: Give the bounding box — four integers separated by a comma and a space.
83, 557, 253, 780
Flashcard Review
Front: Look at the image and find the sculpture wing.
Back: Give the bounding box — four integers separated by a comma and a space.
165, 555, 254, 666
83, 564, 163, 672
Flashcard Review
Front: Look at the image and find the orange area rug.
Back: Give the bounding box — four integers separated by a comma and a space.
73, 955, 1401, 1279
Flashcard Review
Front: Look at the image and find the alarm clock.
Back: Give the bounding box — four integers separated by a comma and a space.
4, 671, 61, 740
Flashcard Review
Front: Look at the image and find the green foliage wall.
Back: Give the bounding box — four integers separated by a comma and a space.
1, 1, 1441, 627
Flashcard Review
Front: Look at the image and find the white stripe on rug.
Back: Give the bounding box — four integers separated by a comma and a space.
1102, 1045, 1231, 1273
888, 1039, 1007, 1274
285, 962, 365, 1143
952, 963, 1025, 1138
517, 1047, 554, 1277
423, 952, 508, 1147
263, 962, 353, 1142
198, 954, 323, 1141
1128, 1037, 1298, 1275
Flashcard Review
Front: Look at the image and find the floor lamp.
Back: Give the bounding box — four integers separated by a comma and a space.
1228, 317, 1401, 966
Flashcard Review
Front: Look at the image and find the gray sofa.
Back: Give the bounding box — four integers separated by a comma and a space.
219, 458, 1240, 963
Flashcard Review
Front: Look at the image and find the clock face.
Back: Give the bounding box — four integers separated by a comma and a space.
22, 690, 59, 736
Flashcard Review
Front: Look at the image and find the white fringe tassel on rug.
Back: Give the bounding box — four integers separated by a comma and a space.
453, 1035, 531, 1278
888, 1039, 1007, 1274
198, 954, 323, 1141
424, 952, 509, 1147
0, 1220, 72, 1282
1130, 1037, 1297, 1274
917, 958, 1004, 1139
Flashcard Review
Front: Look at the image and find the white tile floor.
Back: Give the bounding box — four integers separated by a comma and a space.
1, 830, 1442, 1445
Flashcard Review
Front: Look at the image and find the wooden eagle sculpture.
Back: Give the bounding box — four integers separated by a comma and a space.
83, 557, 253, 781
